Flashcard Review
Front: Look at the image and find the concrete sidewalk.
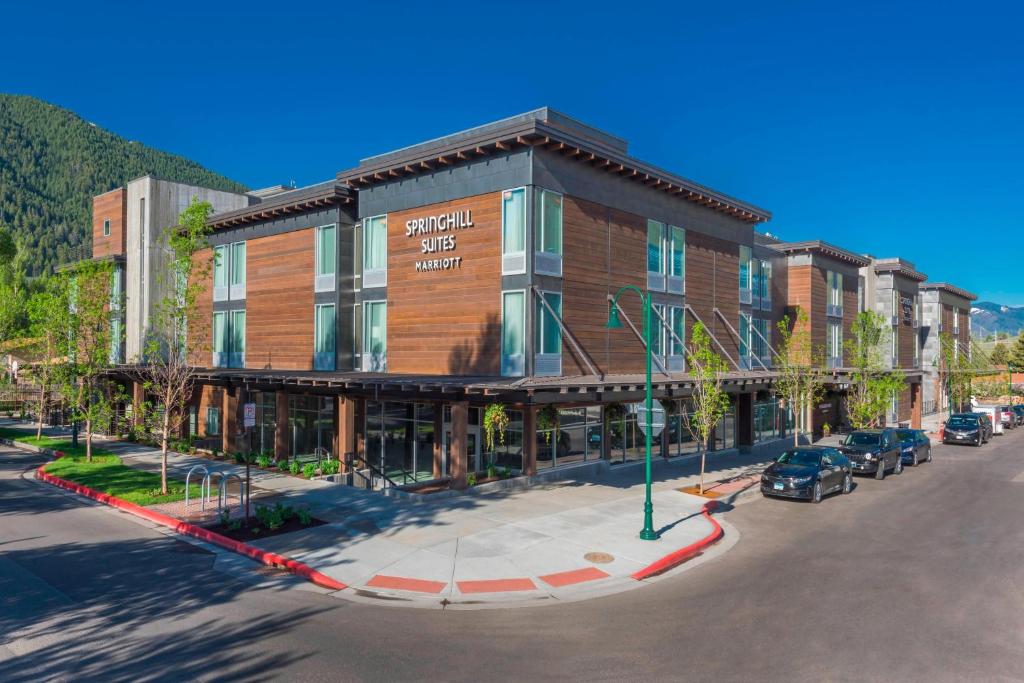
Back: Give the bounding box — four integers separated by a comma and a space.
11, 419, 786, 608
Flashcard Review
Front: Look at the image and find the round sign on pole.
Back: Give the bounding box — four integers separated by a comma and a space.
629, 400, 666, 437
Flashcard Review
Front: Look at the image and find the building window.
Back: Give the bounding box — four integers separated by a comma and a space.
534, 290, 562, 376
827, 271, 843, 317
206, 406, 221, 436
534, 189, 563, 276
363, 215, 387, 288
212, 310, 245, 368
647, 220, 666, 291
739, 246, 752, 304
741, 313, 749, 368
758, 260, 772, 310
891, 288, 899, 323
103, 219, 111, 237
314, 303, 336, 371
651, 303, 666, 359
229, 241, 246, 300
827, 320, 842, 369
213, 245, 229, 301
501, 291, 526, 376
753, 317, 770, 367
501, 188, 526, 274
363, 300, 387, 371
668, 226, 685, 294
365, 401, 437, 481
669, 305, 685, 371
537, 407, 602, 470
315, 224, 337, 292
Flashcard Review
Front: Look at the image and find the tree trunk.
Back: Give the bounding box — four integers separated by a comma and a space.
698, 441, 706, 494
160, 408, 170, 495
85, 419, 92, 463
36, 386, 44, 440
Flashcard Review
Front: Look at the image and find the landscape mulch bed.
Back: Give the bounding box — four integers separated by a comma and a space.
205, 515, 328, 542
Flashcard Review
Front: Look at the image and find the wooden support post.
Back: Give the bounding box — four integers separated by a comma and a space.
222, 388, 238, 454
450, 401, 468, 489
274, 390, 289, 460
911, 383, 922, 429
522, 405, 538, 476
737, 393, 754, 448
337, 397, 355, 473
433, 403, 444, 479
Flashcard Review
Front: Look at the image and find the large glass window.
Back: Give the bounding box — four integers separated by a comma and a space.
534, 189, 563, 276
670, 226, 685, 278
501, 291, 525, 376
739, 246, 752, 302
651, 304, 666, 358
501, 188, 526, 274
363, 215, 387, 287
739, 313, 751, 368
537, 407, 602, 470
213, 311, 228, 366
827, 271, 843, 315
827, 320, 842, 367
670, 306, 685, 357
213, 245, 228, 301
759, 260, 772, 309
314, 304, 336, 371
753, 317, 770, 366
230, 310, 246, 368
534, 291, 562, 375
647, 220, 665, 274
363, 300, 387, 371
206, 407, 220, 437
289, 395, 335, 461
230, 242, 246, 287
365, 401, 437, 482
316, 224, 336, 292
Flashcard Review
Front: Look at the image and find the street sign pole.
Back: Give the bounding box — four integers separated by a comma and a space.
242, 402, 256, 521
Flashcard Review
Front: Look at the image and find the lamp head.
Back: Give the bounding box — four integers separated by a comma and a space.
606, 306, 623, 329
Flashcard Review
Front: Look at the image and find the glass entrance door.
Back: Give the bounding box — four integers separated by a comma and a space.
444, 424, 482, 473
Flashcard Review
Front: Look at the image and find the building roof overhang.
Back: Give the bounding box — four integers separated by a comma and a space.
774, 240, 871, 267
871, 259, 928, 282
207, 181, 354, 230
337, 109, 771, 224
919, 282, 978, 301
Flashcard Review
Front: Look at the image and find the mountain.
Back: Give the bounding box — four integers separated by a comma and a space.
0, 94, 247, 275
971, 301, 1024, 339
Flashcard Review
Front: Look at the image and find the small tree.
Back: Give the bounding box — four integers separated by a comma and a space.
682, 322, 731, 494
847, 311, 906, 428
939, 332, 973, 411
990, 342, 1009, 366
139, 198, 214, 494
774, 307, 826, 445
1008, 334, 1024, 370
56, 259, 120, 462
24, 278, 69, 439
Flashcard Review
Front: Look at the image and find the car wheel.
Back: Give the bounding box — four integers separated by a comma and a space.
894, 458, 903, 475
975, 435, 982, 447
926, 448, 932, 463
912, 451, 919, 467
843, 473, 852, 494
875, 461, 885, 480
811, 480, 822, 504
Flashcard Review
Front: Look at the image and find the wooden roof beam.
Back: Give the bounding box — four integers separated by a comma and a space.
495, 140, 510, 151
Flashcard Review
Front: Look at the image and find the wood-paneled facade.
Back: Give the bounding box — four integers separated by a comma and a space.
92, 188, 127, 258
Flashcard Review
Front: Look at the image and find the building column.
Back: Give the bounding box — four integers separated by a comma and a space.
911, 382, 922, 429
736, 392, 754, 449
522, 405, 538, 476
450, 401, 468, 489
131, 381, 145, 427
274, 390, 289, 460
337, 397, 355, 473
222, 388, 238, 454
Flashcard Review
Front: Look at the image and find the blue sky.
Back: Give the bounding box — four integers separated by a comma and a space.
3, 1, 1022, 304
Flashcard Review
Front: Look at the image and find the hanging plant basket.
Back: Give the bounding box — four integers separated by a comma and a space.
482, 404, 509, 453
537, 405, 558, 444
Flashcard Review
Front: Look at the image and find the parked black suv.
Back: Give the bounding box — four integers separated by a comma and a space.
837, 428, 903, 479
944, 413, 987, 447
1013, 405, 1024, 426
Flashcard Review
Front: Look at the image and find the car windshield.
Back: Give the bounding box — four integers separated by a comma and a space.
843, 433, 880, 446
947, 417, 976, 429
776, 450, 822, 467
895, 430, 915, 441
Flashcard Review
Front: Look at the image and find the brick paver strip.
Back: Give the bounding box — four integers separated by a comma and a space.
367, 575, 447, 594
457, 578, 536, 594
538, 566, 611, 588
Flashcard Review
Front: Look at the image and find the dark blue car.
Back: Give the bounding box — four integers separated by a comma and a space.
894, 428, 932, 466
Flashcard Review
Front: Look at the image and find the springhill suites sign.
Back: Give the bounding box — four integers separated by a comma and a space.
405, 209, 474, 273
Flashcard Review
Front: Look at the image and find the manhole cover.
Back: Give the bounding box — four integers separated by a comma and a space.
584, 552, 614, 564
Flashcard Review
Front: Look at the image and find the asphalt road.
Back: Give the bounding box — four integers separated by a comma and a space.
2, 431, 1023, 682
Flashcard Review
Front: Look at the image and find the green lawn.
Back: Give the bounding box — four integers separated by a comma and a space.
0, 426, 187, 506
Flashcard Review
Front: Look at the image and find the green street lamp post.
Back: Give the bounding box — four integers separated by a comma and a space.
606, 285, 659, 541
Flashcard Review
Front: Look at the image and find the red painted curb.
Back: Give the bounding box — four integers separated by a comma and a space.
34, 452, 346, 592
630, 501, 724, 581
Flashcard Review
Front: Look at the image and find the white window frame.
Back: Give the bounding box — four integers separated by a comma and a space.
500, 289, 526, 377
534, 289, 562, 377
315, 224, 337, 293
501, 187, 527, 275
363, 215, 388, 289
362, 299, 387, 372
534, 188, 563, 277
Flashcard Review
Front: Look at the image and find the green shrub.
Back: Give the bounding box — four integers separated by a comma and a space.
218, 508, 231, 526
275, 459, 288, 471
302, 463, 317, 479
467, 472, 477, 487
255, 453, 272, 468
321, 459, 339, 475
233, 452, 245, 464
228, 518, 242, 531
289, 460, 300, 476
297, 509, 313, 526
486, 463, 498, 480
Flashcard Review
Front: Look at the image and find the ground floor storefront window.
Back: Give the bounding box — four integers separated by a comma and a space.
367, 401, 436, 482
537, 407, 602, 470
250, 390, 276, 455
290, 395, 333, 460
754, 396, 784, 443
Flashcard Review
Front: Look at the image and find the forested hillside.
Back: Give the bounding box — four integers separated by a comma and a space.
0, 94, 247, 275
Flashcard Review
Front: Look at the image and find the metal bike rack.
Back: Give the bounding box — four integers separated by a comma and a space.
184, 464, 212, 511
217, 473, 245, 513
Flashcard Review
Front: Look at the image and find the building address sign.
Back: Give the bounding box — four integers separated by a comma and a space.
405, 209, 474, 273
